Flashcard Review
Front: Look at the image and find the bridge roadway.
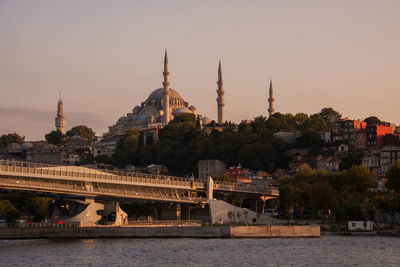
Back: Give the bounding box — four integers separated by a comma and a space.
0, 160, 279, 204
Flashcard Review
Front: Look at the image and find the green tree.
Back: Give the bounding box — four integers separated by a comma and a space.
294, 113, 309, 126
114, 129, 140, 167
0, 200, 20, 222
375, 192, 400, 228
319, 107, 341, 127
339, 153, 363, 171
364, 116, 381, 125
386, 160, 400, 192
66, 125, 95, 140
306, 114, 329, 132
0, 133, 25, 148
45, 130, 65, 145
25, 197, 52, 222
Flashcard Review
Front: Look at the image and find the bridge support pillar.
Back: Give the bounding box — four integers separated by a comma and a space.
207, 176, 214, 200
101, 201, 128, 226
176, 204, 181, 220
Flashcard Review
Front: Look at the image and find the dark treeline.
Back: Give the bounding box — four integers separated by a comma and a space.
113, 108, 342, 176
280, 162, 400, 223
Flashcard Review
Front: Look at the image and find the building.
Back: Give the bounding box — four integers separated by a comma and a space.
380, 146, 400, 173
267, 80, 275, 118
216, 61, 225, 125
317, 131, 332, 143
332, 118, 366, 146
354, 128, 367, 151
316, 156, 339, 173
366, 124, 393, 150
362, 155, 380, 174
198, 160, 226, 179
55, 92, 66, 134
273, 131, 301, 143
224, 165, 251, 179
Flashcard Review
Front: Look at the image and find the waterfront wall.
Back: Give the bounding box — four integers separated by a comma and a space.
0, 225, 319, 239
230, 225, 320, 238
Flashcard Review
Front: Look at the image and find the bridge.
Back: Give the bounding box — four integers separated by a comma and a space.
0, 160, 279, 204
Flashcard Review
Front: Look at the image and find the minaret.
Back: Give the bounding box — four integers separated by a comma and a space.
268, 80, 275, 117
217, 60, 225, 125
55, 91, 66, 134
162, 50, 170, 124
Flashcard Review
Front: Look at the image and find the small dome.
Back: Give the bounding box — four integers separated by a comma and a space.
71, 135, 83, 140
21, 142, 33, 150
172, 107, 191, 115
201, 116, 211, 125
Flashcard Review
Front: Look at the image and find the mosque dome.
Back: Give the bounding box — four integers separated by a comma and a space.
147, 88, 183, 102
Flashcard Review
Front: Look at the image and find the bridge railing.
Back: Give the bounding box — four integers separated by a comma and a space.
126, 220, 202, 226
0, 160, 205, 189
213, 180, 279, 196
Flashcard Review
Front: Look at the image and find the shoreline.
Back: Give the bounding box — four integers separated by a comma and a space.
0, 225, 320, 240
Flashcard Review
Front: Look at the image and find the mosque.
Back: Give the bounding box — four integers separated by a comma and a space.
103, 50, 220, 138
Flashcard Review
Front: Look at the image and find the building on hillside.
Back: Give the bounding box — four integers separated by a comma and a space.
382, 134, 400, 147
146, 164, 169, 175
225, 165, 251, 179
380, 145, 400, 173
198, 160, 226, 180
315, 156, 339, 173
366, 124, 393, 150
332, 118, 366, 146
273, 131, 301, 143
362, 155, 380, 174
354, 128, 367, 151
317, 131, 332, 143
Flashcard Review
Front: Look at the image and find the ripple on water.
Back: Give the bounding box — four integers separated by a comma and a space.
0, 236, 399, 267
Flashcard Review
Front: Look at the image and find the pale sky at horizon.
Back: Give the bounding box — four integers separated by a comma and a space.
1, 0, 399, 140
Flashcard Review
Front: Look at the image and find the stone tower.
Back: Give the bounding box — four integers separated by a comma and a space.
268, 80, 275, 117
217, 60, 225, 125
55, 92, 66, 134
162, 50, 170, 124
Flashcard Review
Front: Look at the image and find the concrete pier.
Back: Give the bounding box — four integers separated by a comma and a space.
0, 225, 319, 239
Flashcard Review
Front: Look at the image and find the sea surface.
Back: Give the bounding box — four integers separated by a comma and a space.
0, 235, 399, 267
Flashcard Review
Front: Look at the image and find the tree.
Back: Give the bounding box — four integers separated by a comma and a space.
0, 200, 20, 222
339, 152, 363, 171
25, 197, 52, 222
375, 192, 400, 228
114, 129, 140, 166
66, 125, 95, 140
306, 114, 329, 132
319, 107, 341, 127
0, 133, 25, 148
364, 116, 381, 125
294, 113, 309, 125
386, 160, 400, 192
45, 130, 64, 145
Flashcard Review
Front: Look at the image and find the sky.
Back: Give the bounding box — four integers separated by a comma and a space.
1, 0, 399, 140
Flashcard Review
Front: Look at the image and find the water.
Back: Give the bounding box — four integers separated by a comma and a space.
0, 236, 399, 266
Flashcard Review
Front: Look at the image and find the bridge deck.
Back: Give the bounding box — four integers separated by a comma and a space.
0, 160, 278, 203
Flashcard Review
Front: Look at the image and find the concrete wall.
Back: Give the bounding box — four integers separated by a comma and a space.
230, 225, 320, 238
0, 225, 320, 239
0, 226, 230, 239
208, 200, 280, 225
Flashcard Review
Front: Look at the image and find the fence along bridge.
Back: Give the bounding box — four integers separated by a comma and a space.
0, 160, 279, 204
